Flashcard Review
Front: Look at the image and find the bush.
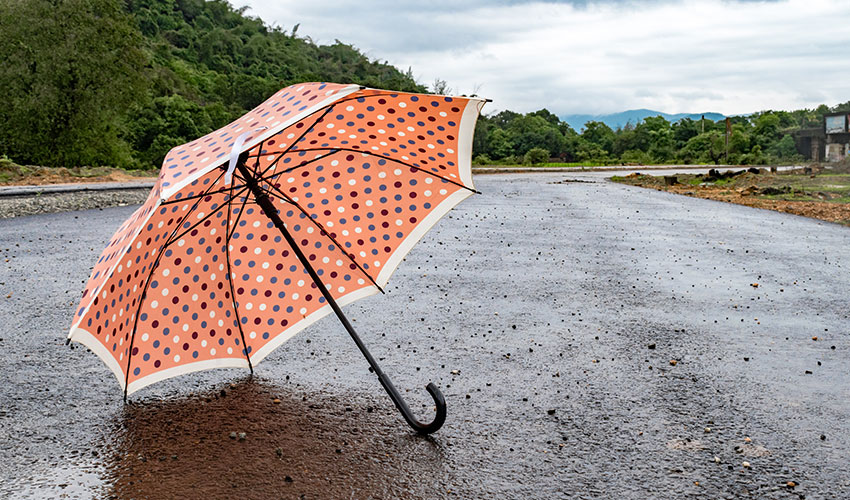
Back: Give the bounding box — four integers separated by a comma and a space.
524, 148, 549, 165
473, 154, 492, 165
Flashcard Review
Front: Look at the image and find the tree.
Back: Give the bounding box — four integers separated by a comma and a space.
0, 0, 148, 167
507, 115, 566, 157
580, 121, 616, 153
679, 132, 725, 165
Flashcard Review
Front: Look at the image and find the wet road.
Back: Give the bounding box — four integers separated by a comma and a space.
1, 173, 848, 499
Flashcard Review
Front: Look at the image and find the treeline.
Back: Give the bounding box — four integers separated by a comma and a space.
472, 105, 850, 166
0, 0, 424, 169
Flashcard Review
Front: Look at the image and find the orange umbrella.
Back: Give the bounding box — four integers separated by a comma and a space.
67, 83, 487, 433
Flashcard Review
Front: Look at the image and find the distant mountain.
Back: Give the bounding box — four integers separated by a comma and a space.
561, 109, 726, 131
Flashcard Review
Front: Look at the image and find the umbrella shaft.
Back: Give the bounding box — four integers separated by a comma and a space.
236, 163, 385, 378
237, 160, 446, 434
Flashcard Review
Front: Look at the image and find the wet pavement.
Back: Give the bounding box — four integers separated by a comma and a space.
1, 172, 848, 499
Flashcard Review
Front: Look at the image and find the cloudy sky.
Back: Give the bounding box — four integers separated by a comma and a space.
239, 0, 850, 117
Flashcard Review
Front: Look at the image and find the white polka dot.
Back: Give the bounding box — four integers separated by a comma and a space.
141, 333, 149, 342
161, 288, 169, 296
399, 102, 407, 108
337, 287, 345, 293
378, 172, 387, 178
191, 293, 198, 301
424, 190, 432, 197
346, 105, 354, 111
256, 275, 264, 283
395, 219, 403, 226
210, 348, 217, 355
249, 331, 257, 339
440, 189, 448, 195
373, 261, 381, 267
259, 303, 267, 311
348, 179, 356, 186
161, 269, 170, 278
173, 335, 180, 343
297, 280, 305, 287
201, 340, 207, 347
245, 302, 253, 310
299, 307, 307, 315
182, 323, 189, 332
174, 354, 180, 362
425, 178, 433, 184
150, 300, 158, 309
227, 347, 233, 355
393, 169, 402, 175
177, 239, 185, 247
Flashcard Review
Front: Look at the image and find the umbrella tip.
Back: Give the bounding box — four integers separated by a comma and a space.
485, 98, 493, 103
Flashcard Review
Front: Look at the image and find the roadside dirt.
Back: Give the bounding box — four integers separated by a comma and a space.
0, 162, 156, 186
613, 166, 850, 226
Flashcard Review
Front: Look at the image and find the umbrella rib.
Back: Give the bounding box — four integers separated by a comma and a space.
225, 191, 252, 244
261, 181, 384, 293
224, 181, 254, 374
269, 147, 478, 194
251, 149, 340, 184
123, 187, 218, 399
249, 92, 404, 182
160, 182, 248, 206
163, 186, 250, 247
252, 107, 337, 181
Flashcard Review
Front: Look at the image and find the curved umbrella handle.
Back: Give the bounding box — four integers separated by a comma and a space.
237, 159, 447, 434
377, 374, 446, 434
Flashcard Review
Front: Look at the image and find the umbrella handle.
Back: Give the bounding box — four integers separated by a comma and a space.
376, 373, 446, 435
236, 158, 447, 435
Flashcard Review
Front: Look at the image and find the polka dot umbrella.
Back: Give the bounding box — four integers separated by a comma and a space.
67, 82, 487, 434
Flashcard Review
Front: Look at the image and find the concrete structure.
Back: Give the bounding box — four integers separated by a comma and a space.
824, 112, 850, 162
793, 112, 850, 162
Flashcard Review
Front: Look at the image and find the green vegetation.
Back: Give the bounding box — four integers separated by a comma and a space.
473, 105, 850, 167
0, 0, 424, 169
2, 0, 849, 172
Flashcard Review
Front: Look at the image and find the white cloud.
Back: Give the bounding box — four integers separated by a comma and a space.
239, 0, 850, 116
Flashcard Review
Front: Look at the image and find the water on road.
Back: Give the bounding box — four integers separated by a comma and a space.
1, 173, 848, 498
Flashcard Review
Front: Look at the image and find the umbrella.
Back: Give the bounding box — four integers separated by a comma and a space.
67, 82, 487, 434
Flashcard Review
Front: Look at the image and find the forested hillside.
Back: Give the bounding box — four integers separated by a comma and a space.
0, 0, 424, 169
473, 105, 850, 167
1, 0, 847, 170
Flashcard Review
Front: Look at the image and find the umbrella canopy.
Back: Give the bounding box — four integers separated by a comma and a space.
68, 82, 485, 432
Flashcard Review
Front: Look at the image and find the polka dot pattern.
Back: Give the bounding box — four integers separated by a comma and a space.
159, 83, 354, 196
69, 84, 485, 394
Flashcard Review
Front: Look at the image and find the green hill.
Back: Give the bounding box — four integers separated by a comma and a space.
0, 0, 425, 169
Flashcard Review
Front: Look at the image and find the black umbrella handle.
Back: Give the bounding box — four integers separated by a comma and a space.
236, 159, 446, 434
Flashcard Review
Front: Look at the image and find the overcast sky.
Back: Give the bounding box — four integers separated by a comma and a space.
238, 0, 850, 117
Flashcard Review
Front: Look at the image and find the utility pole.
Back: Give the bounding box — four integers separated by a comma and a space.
701, 114, 705, 134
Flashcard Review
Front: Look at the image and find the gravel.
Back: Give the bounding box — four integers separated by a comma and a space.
0, 187, 151, 218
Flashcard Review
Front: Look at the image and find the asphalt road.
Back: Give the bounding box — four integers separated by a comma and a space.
1, 173, 848, 499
